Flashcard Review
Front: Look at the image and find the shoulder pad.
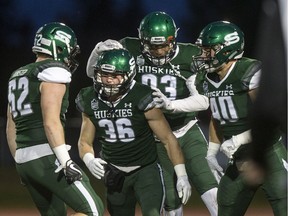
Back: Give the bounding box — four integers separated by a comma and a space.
242, 59, 262, 90
75, 90, 85, 113
35, 61, 69, 74
137, 85, 155, 111
35, 60, 71, 83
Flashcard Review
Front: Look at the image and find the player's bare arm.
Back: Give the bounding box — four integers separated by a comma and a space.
78, 112, 96, 159
145, 107, 184, 165
6, 105, 17, 158
248, 88, 258, 102
209, 117, 223, 144
78, 112, 107, 180
145, 107, 191, 204
40, 82, 66, 148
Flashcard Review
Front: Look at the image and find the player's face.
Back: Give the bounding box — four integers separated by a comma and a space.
200, 47, 216, 58
148, 44, 172, 58
101, 72, 124, 86
98, 72, 125, 98
200, 46, 234, 75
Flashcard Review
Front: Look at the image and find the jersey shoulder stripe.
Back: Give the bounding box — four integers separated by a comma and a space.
237, 57, 262, 90
119, 37, 141, 55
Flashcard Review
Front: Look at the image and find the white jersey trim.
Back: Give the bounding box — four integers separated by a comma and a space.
38, 67, 71, 83
249, 69, 261, 90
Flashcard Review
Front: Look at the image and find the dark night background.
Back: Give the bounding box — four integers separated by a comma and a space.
0, 0, 286, 214
0, 0, 286, 168
0, 0, 264, 118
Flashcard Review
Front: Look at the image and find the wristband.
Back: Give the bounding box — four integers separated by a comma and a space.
53, 144, 71, 167
233, 130, 252, 145
83, 152, 94, 166
174, 164, 187, 177
207, 142, 221, 156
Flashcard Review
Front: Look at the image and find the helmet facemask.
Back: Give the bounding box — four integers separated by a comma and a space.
141, 37, 176, 66
66, 45, 80, 73
94, 70, 125, 99
192, 44, 228, 73
93, 49, 136, 101
192, 21, 244, 73
138, 11, 179, 66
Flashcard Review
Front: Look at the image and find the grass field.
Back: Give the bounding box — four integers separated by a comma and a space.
0, 166, 274, 216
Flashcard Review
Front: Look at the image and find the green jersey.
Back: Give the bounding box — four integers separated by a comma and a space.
120, 37, 200, 131
196, 57, 262, 137
75, 81, 158, 167
7, 59, 70, 148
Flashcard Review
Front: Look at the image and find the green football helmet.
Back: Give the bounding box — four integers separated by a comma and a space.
138, 11, 179, 66
32, 22, 80, 73
192, 21, 244, 73
94, 49, 136, 100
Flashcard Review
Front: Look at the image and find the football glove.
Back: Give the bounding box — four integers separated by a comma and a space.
64, 159, 82, 183
152, 88, 173, 111
86, 39, 123, 78
174, 164, 192, 204
206, 142, 224, 183
220, 138, 236, 159
83, 153, 107, 179
176, 175, 191, 204
152, 87, 209, 113
220, 130, 252, 159
206, 155, 223, 183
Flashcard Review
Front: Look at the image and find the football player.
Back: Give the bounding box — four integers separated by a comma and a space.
6, 22, 104, 215
76, 48, 191, 216
85, 11, 220, 216
119, 12, 220, 216
193, 20, 287, 216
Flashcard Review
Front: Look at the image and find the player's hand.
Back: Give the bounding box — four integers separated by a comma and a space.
206, 155, 223, 183
152, 88, 173, 111
87, 158, 107, 179
86, 39, 123, 78
64, 160, 82, 183
176, 175, 191, 204
220, 138, 238, 159
95, 39, 123, 54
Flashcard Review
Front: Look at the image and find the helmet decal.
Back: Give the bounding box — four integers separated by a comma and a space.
32, 22, 80, 73
192, 21, 244, 73
54, 30, 72, 44
224, 31, 240, 46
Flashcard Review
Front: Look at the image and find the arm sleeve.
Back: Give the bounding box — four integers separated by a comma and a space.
86, 46, 98, 78
170, 95, 209, 113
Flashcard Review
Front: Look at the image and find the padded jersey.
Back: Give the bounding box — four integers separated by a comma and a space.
8, 59, 71, 147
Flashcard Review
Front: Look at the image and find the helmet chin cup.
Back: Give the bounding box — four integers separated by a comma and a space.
103, 85, 120, 97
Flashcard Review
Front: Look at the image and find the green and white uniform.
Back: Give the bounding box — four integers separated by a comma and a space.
121, 37, 219, 210
75, 81, 165, 216
7, 59, 104, 216
196, 57, 287, 216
